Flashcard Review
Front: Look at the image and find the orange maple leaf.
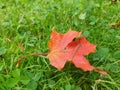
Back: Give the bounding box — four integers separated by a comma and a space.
47, 29, 107, 75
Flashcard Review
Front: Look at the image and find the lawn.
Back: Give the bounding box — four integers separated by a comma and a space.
0, 0, 120, 90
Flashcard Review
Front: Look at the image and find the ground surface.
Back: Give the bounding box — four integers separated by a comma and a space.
0, 0, 120, 90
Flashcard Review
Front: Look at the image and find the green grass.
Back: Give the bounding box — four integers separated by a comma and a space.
0, 0, 120, 90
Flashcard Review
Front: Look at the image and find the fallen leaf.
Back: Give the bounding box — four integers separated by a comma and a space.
47, 29, 107, 75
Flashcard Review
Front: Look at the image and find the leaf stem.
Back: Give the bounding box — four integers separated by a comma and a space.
16, 53, 48, 67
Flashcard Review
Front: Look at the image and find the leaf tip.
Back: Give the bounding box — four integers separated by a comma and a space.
95, 68, 108, 75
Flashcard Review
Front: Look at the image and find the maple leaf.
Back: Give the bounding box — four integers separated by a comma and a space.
47, 29, 107, 75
